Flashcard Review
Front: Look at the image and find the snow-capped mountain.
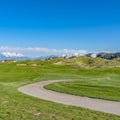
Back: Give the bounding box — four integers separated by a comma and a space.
0, 52, 30, 60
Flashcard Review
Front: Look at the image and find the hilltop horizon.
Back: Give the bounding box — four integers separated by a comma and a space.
0, 47, 120, 58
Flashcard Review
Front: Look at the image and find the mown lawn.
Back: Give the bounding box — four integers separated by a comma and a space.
0, 61, 120, 120
45, 76, 120, 101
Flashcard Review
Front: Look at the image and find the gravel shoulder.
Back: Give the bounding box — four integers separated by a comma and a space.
18, 80, 120, 116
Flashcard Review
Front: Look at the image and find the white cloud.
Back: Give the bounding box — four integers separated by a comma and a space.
26, 47, 49, 52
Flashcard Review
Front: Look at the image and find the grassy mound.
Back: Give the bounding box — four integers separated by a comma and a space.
52, 56, 120, 68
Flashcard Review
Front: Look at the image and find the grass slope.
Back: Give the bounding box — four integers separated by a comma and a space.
0, 60, 120, 119
52, 56, 120, 68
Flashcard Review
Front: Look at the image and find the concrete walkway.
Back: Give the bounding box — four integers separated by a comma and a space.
18, 80, 120, 116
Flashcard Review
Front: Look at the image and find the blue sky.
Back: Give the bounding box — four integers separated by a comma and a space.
0, 0, 120, 57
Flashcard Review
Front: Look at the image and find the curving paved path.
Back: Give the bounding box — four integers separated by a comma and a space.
18, 80, 120, 116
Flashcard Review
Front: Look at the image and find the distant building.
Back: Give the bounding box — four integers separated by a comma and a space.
86, 53, 97, 58
86, 52, 120, 60
97, 52, 120, 60
91, 53, 97, 58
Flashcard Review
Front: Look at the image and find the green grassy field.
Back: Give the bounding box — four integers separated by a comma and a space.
0, 59, 120, 120
45, 75, 120, 101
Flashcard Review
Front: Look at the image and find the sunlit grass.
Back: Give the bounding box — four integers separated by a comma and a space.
45, 76, 120, 101
0, 60, 120, 119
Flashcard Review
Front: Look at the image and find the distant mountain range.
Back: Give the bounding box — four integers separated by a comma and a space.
0, 54, 30, 61
0, 53, 58, 61
1, 52, 120, 61
37, 55, 58, 60
36, 52, 120, 60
